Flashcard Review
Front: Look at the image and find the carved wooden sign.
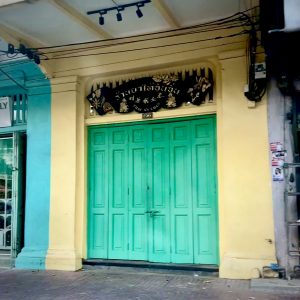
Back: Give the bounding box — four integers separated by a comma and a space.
87, 69, 213, 115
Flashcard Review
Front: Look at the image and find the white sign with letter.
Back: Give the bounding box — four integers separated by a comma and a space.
0, 97, 12, 128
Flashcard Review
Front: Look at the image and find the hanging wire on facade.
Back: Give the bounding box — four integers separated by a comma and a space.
35, 9, 257, 51
0, 67, 27, 91
242, 12, 267, 102
0, 8, 256, 58
44, 30, 249, 61
37, 22, 248, 57
36, 11, 257, 57
0, 9, 258, 65
0, 30, 249, 67
0, 39, 263, 77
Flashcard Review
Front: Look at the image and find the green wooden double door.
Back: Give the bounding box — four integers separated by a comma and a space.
88, 115, 218, 264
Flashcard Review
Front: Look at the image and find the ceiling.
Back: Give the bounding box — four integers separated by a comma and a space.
0, 0, 253, 51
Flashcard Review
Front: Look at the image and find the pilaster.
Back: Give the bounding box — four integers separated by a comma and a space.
46, 76, 83, 270
15, 77, 51, 269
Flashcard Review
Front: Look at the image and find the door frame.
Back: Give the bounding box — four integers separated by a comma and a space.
87, 114, 219, 264
0, 133, 26, 261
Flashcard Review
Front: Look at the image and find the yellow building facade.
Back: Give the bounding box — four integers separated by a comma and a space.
44, 28, 276, 279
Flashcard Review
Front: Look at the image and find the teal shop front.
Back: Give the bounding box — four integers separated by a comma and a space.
88, 115, 218, 265
0, 90, 27, 267
0, 60, 51, 269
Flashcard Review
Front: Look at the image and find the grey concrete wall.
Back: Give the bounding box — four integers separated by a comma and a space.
267, 79, 299, 274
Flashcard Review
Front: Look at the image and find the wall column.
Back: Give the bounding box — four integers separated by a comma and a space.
217, 50, 277, 279
46, 76, 83, 271
15, 78, 51, 269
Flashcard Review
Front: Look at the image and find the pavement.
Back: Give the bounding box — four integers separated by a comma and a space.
0, 266, 300, 300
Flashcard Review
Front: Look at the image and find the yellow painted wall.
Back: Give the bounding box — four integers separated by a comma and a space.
217, 50, 276, 278
45, 29, 276, 278
46, 76, 83, 271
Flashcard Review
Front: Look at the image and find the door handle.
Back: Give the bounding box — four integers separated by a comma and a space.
145, 210, 160, 217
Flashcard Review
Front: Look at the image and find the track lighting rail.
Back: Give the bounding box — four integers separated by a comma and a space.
87, 0, 151, 25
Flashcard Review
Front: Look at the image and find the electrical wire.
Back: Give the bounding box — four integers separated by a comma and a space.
7, 51, 252, 98
52, 40, 249, 74
0, 50, 263, 96
0, 67, 27, 91
243, 12, 267, 102
39, 21, 249, 57
0, 38, 255, 76
35, 8, 258, 53
0, 9, 258, 64
44, 30, 249, 60
0, 19, 253, 62
0, 58, 29, 67
0, 8, 260, 78
0, 28, 249, 63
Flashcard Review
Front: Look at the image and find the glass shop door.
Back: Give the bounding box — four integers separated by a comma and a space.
11, 132, 26, 258
0, 136, 13, 257
0, 133, 26, 264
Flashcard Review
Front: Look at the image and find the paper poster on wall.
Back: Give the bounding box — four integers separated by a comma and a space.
270, 142, 285, 182
270, 142, 283, 152
272, 166, 284, 181
272, 150, 287, 160
271, 157, 284, 167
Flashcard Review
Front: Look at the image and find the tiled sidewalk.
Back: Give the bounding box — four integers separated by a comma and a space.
0, 267, 299, 300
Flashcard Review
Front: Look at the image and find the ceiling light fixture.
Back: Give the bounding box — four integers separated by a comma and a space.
136, 7, 143, 18
116, 9, 123, 22
99, 14, 105, 25
87, 0, 151, 25
7, 43, 41, 65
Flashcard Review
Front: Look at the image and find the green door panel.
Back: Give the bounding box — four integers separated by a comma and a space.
191, 118, 218, 264
88, 115, 219, 265
108, 128, 129, 259
148, 124, 170, 263
88, 129, 109, 258
169, 122, 193, 263
128, 126, 148, 260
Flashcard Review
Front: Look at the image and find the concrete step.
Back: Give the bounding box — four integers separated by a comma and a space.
0, 255, 13, 268
83, 259, 219, 277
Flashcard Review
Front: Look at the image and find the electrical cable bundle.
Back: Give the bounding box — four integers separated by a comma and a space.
0, 6, 263, 92
0, 7, 258, 64
243, 12, 267, 102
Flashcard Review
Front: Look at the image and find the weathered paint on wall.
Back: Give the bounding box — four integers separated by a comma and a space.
267, 79, 298, 273
45, 29, 276, 278
0, 61, 52, 270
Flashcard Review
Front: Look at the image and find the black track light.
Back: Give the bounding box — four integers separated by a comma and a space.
116, 11, 122, 21
8, 43, 14, 54
19, 44, 26, 55
99, 14, 104, 25
136, 7, 143, 18
26, 49, 34, 60
8, 43, 41, 65
33, 54, 40, 65
87, 0, 150, 24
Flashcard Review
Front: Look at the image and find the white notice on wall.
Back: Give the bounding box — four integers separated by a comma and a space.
270, 141, 285, 182
0, 97, 12, 128
272, 166, 284, 181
